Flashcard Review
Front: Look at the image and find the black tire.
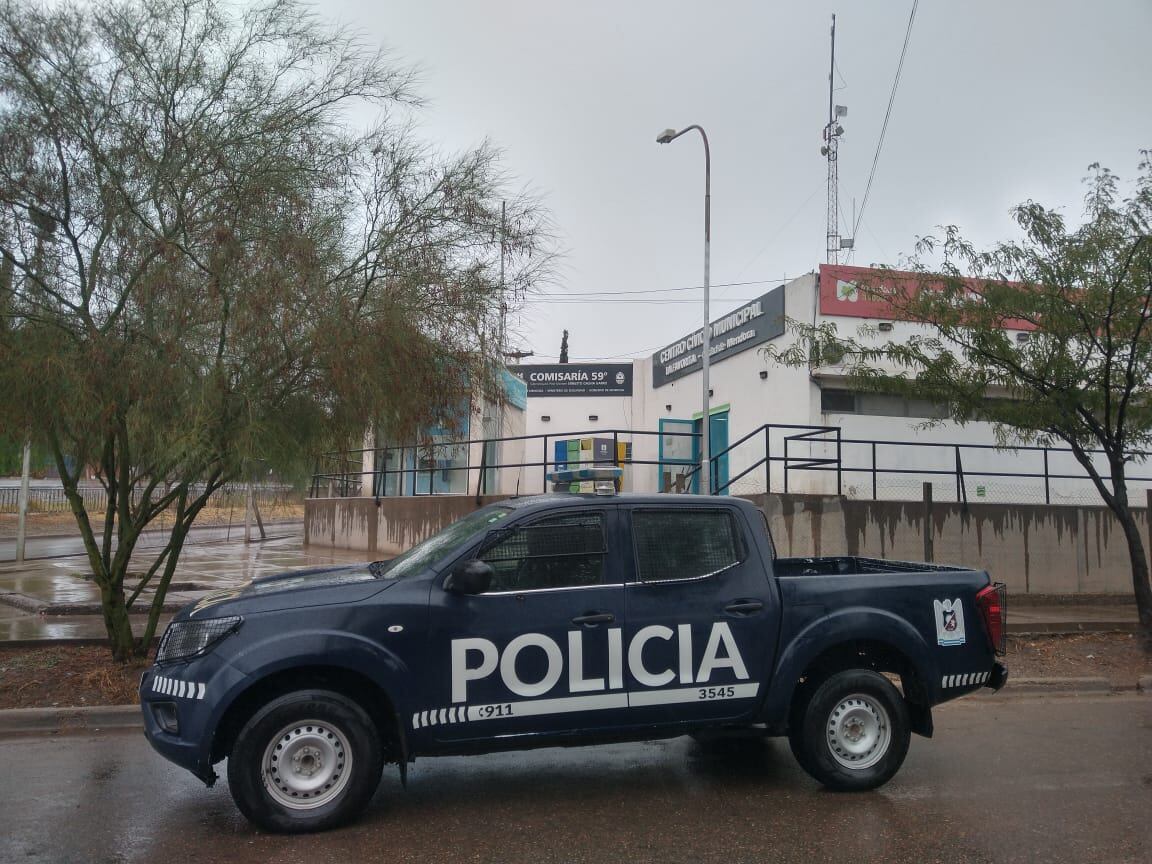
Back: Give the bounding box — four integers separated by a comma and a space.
227, 689, 384, 833
788, 669, 910, 791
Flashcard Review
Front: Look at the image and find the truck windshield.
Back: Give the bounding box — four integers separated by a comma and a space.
373, 505, 513, 580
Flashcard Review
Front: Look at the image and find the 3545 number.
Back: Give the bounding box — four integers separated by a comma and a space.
697, 686, 736, 700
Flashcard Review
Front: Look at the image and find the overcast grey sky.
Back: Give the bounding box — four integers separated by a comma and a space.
326, 0, 1152, 363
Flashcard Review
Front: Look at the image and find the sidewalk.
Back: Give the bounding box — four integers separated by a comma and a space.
0, 529, 373, 640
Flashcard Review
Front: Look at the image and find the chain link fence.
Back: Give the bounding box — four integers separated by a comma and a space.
0, 482, 304, 546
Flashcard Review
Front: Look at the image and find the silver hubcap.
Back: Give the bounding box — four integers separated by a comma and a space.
826, 694, 891, 770
262, 720, 353, 810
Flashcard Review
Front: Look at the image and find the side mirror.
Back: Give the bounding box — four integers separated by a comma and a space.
444, 559, 494, 595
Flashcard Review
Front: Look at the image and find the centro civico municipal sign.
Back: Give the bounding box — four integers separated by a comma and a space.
651, 286, 785, 387
513, 363, 634, 397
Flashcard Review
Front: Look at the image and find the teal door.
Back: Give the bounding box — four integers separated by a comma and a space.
692, 410, 729, 495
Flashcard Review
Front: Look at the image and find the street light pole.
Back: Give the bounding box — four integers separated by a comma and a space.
657, 125, 712, 494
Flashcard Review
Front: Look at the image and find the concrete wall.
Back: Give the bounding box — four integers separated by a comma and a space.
306, 492, 1147, 596
305, 495, 511, 558
751, 493, 1145, 596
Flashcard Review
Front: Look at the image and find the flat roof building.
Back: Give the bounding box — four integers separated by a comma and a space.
512, 264, 1067, 502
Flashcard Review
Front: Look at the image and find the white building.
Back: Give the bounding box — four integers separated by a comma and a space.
509, 264, 1110, 504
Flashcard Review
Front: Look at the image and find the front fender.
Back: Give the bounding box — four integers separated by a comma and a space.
200, 630, 413, 771
760, 607, 939, 726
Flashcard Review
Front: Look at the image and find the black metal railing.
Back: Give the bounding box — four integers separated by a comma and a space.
705, 425, 1151, 504
310, 423, 1152, 506
310, 428, 701, 500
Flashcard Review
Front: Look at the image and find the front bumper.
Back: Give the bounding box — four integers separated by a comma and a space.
139, 658, 243, 786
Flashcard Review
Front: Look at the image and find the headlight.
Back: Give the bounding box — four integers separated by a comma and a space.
156, 616, 242, 664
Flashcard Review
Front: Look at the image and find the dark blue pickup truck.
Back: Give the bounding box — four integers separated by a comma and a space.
140, 491, 1007, 833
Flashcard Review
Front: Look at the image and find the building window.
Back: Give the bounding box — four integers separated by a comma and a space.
820, 386, 948, 419
820, 388, 856, 413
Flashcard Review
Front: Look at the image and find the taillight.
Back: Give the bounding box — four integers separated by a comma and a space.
976, 582, 1007, 655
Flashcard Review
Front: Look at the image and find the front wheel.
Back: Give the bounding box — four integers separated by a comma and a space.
788, 669, 910, 791
227, 690, 384, 833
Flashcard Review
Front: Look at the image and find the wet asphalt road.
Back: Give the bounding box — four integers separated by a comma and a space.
2, 693, 1149, 864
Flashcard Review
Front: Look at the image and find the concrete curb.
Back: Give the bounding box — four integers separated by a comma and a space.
1007, 676, 1112, 694
0, 705, 141, 736
1007, 622, 1139, 635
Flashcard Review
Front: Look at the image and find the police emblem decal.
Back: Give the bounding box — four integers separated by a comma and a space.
933, 598, 966, 646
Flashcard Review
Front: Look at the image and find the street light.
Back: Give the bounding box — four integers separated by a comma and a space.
657, 125, 712, 494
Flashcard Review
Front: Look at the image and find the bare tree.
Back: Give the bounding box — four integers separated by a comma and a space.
0, 0, 552, 660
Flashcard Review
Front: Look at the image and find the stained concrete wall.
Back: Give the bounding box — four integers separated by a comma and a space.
749, 493, 1146, 596
306, 492, 1147, 595
305, 495, 511, 558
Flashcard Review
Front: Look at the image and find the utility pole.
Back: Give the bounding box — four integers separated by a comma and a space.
15, 440, 31, 563
498, 201, 507, 357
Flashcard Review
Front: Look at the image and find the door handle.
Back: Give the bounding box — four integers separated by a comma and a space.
724, 599, 764, 616
571, 611, 615, 626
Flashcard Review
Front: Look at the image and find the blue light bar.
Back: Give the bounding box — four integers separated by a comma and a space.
548, 466, 622, 495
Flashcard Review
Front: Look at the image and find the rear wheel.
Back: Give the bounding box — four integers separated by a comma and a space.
788, 669, 910, 791
227, 690, 383, 833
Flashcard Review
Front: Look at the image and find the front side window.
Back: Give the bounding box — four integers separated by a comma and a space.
480, 512, 607, 592
377, 505, 512, 580
632, 509, 742, 582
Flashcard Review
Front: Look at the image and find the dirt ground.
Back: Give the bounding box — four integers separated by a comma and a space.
0, 645, 149, 709
0, 634, 1149, 711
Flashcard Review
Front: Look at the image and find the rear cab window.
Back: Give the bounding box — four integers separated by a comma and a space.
630, 508, 745, 583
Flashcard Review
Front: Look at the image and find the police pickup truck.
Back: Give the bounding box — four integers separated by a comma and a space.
141, 475, 1008, 833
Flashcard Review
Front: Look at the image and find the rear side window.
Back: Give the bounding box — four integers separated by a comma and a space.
632, 509, 743, 583
480, 512, 607, 592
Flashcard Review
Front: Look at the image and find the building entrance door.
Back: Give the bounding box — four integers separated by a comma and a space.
692, 409, 729, 495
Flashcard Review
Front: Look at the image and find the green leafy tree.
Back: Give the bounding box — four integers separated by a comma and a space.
767, 158, 1152, 641
0, 0, 551, 660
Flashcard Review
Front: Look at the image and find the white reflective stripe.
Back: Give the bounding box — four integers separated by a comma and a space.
197, 683, 206, 700
420, 710, 429, 727
961, 674, 969, 686
179, 681, 187, 698
943, 675, 951, 688
438, 708, 447, 725
152, 676, 160, 693
468, 693, 628, 721
629, 683, 759, 707
162, 677, 171, 695
412, 713, 421, 729
453, 706, 463, 723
